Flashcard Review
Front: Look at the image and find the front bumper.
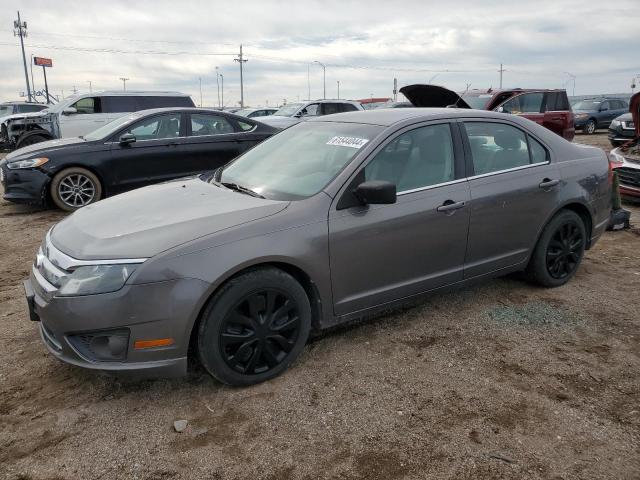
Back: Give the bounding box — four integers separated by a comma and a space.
24, 269, 211, 378
1, 165, 50, 205
608, 128, 635, 146
574, 116, 589, 128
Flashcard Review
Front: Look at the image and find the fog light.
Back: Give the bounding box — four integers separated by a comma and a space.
68, 329, 130, 362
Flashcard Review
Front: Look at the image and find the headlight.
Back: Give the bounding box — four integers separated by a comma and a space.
608, 148, 625, 166
6, 157, 49, 169
57, 264, 138, 297
575, 113, 588, 119
610, 120, 621, 128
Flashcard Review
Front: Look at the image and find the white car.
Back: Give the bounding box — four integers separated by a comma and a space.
1, 91, 194, 150
259, 99, 363, 129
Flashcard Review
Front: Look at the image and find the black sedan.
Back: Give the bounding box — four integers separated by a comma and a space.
0, 108, 277, 210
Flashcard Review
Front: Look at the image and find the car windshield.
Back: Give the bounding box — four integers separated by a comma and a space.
218, 121, 383, 200
273, 103, 304, 117
234, 109, 252, 117
461, 95, 491, 109
572, 100, 601, 111
0, 105, 13, 116
83, 113, 144, 141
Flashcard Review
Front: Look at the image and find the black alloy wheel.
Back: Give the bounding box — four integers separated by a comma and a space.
545, 222, 584, 279
50, 167, 102, 211
197, 267, 311, 386
526, 209, 586, 288
220, 289, 301, 375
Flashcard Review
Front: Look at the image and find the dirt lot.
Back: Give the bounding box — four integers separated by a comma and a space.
1, 133, 639, 480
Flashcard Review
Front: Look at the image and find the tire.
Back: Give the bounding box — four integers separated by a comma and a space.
526, 210, 586, 288
197, 268, 311, 386
50, 167, 102, 211
583, 119, 596, 135
16, 134, 49, 149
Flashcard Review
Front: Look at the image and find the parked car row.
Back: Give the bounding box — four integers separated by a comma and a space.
0, 108, 276, 210
22, 106, 611, 385
609, 92, 640, 199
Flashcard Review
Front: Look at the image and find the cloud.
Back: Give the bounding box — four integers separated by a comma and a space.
1, 0, 638, 107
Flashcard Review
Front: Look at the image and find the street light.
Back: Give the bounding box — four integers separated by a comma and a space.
337, 80, 340, 99
215, 66, 220, 108
119, 77, 129, 91
563, 72, 576, 97
428, 73, 439, 84
314, 61, 326, 99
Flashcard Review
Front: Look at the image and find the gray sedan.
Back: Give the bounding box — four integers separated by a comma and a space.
25, 108, 611, 386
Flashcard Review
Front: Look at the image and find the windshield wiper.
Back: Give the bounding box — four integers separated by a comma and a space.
220, 181, 265, 199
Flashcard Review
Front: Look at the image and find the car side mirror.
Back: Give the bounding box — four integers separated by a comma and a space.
119, 133, 136, 145
496, 106, 505, 113
353, 180, 396, 205
62, 107, 77, 115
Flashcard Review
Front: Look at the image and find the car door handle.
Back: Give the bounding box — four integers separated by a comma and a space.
436, 200, 466, 213
539, 178, 560, 189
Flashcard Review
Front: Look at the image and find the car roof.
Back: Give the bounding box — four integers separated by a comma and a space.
310, 107, 507, 126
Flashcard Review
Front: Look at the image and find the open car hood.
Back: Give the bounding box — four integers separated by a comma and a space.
399, 84, 471, 109
631, 92, 639, 138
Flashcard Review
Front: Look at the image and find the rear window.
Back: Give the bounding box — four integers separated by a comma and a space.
135, 96, 195, 109
340, 103, 359, 112
544, 92, 570, 111
17, 104, 47, 113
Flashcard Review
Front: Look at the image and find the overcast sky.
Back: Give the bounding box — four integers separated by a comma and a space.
1, 0, 638, 107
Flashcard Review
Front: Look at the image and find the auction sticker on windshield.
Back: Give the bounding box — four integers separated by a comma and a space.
326, 136, 369, 149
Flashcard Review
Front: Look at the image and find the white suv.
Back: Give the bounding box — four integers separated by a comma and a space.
259, 99, 363, 129
1, 91, 194, 150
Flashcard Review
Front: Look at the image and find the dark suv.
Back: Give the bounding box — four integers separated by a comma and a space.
400, 85, 575, 141
572, 98, 628, 134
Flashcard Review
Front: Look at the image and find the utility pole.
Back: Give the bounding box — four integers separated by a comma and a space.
314, 61, 326, 99
72, 86, 78, 95
215, 66, 220, 108
307, 64, 311, 100
30, 54, 36, 99
119, 77, 129, 91
199, 77, 203, 107
337, 80, 340, 99
14, 11, 32, 102
393, 78, 398, 102
234, 44, 248, 108
87, 80, 92, 93
498, 63, 505, 89
219, 73, 224, 109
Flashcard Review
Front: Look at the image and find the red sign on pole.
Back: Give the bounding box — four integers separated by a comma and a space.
34, 56, 53, 67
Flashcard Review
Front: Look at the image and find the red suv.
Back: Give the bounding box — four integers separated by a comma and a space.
400, 85, 575, 141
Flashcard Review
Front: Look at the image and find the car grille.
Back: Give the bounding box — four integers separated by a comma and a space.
616, 167, 640, 188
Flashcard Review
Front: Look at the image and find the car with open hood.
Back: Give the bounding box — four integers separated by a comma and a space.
400, 84, 574, 141
609, 92, 640, 198
24, 107, 610, 386
0, 91, 195, 150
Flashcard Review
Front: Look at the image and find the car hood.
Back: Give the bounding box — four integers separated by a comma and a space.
630, 92, 639, 137
258, 115, 301, 128
399, 84, 472, 109
6, 136, 87, 161
50, 177, 289, 260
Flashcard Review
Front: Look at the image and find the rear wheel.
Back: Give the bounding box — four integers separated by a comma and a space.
50, 167, 102, 211
526, 210, 586, 287
197, 268, 311, 386
583, 119, 596, 134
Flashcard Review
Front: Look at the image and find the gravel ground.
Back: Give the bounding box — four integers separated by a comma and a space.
1, 133, 639, 480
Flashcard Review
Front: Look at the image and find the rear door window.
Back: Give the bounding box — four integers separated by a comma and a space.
321, 103, 341, 115
500, 93, 544, 114
135, 96, 194, 110
464, 122, 532, 175
339, 103, 359, 112
190, 114, 235, 136
17, 104, 46, 113
102, 96, 137, 113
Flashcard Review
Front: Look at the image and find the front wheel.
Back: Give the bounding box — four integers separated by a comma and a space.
583, 119, 596, 134
50, 167, 102, 211
526, 210, 586, 287
197, 268, 311, 386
